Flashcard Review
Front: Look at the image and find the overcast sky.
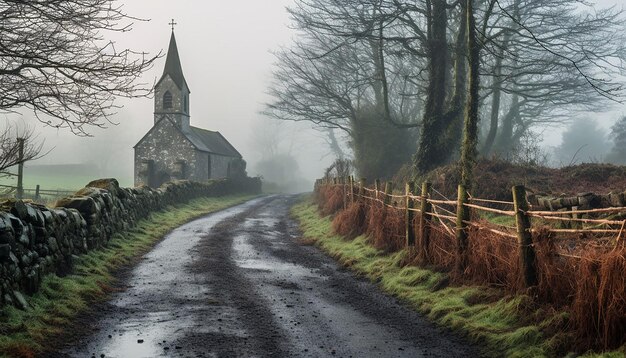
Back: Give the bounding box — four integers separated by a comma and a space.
12, 0, 336, 186
10, 0, 626, 186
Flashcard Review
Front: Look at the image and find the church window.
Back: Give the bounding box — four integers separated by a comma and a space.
184, 95, 188, 112
163, 91, 173, 109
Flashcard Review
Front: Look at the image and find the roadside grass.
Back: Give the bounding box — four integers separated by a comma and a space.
292, 197, 626, 358
0, 194, 258, 358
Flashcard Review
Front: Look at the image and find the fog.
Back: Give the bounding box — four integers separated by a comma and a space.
4, 0, 626, 189
8, 0, 332, 188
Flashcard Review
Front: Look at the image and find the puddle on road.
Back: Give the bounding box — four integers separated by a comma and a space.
80, 312, 195, 358
233, 217, 320, 279
234, 212, 425, 357
233, 232, 316, 277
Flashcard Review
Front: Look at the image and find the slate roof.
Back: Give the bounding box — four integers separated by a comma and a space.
134, 117, 241, 159
156, 32, 190, 91
186, 126, 242, 158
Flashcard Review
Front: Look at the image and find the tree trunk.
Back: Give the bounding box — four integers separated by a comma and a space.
414, 0, 449, 175
493, 94, 519, 156
482, 43, 506, 156
441, 8, 468, 161
327, 128, 346, 160
460, 0, 480, 189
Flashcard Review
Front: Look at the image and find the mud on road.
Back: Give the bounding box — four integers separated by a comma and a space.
55, 196, 478, 357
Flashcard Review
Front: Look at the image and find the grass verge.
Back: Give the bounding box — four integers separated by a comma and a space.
292, 196, 625, 358
0, 194, 258, 358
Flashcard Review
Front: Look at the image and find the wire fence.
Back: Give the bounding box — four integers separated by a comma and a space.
0, 183, 76, 201
315, 177, 626, 350
315, 177, 626, 288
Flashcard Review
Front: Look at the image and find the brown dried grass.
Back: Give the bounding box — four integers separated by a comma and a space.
316, 186, 345, 216
534, 229, 578, 308
533, 231, 626, 351
419, 223, 457, 270
332, 200, 368, 239
365, 203, 405, 252
463, 225, 521, 290
317, 184, 626, 351
569, 244, 626, 350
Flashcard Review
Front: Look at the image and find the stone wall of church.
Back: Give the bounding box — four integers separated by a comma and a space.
211, 154, 233, 179
193, 152, 234, 180
135, 119, 199, 187
193, 151, 210, 181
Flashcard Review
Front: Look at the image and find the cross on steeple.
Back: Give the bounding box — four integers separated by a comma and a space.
169, 19, 177, 31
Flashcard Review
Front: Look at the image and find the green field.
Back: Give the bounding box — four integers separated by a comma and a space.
0, 163, 133, 193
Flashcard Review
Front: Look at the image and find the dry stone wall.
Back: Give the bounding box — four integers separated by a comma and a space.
0, 177, 261, 309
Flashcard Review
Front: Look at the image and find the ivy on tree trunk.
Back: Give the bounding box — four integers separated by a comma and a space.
460, 0, 481, 190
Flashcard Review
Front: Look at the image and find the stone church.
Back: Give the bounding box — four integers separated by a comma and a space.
134, 31, 243, 188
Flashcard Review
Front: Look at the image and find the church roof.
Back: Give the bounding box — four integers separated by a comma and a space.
156, 32, 190, 91
185, 126, 242, 158
134, 117, 242, 159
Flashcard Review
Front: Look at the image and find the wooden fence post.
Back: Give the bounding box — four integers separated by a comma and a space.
419, 182, 433, 260
384, 181, 393, 206
16, 137, 24, 199
35, 185, 40, 200
406, 182, 416, 247
375, 179, 381, 200
359, 178, 366, 197
349, 176, 355, 204
512, 185, 538, 288
342, 176, 348, 210
456, 185, 470, 271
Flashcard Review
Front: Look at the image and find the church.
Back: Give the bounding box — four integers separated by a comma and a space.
134, 30, 243, 188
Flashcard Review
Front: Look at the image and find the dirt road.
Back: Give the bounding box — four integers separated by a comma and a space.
57, 196, 477, 357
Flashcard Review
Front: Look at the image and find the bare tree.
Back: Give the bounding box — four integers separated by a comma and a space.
266, 0, 626, 181
0, 124, 45, 175
606, 115, 626, 165
480, 0, 626, 156
0, 0, 159, 135
264, 0, 420, 179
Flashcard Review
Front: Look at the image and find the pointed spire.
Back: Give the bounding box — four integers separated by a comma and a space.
159, 31, 189, 91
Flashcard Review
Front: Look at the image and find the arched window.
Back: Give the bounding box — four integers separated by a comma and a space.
163, 91, 173, 109
183, 95, 188, 113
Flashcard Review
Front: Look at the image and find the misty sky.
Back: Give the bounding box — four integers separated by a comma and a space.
7, 0, 626, 186
13, 0, 333, 186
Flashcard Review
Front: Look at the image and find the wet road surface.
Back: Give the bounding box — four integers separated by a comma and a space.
58, 196, 478, 357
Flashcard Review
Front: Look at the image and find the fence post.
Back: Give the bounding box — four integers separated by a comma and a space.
571, 206, 581, 230
359, 178, 366, 197
375, 179, 381, 200
35, 185, 40, 200
512, 185, 538, 288
419, 182, 433, 260
16, 137, 24, 199
384, 181, 393, 206
349, 176, 355, 204
406, 182, 416, 247
456, 185, 470, 272
342, 176, 347, 210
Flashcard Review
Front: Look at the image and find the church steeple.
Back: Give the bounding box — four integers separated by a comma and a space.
161, 32, 189, 91
154, 25, 191, 131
